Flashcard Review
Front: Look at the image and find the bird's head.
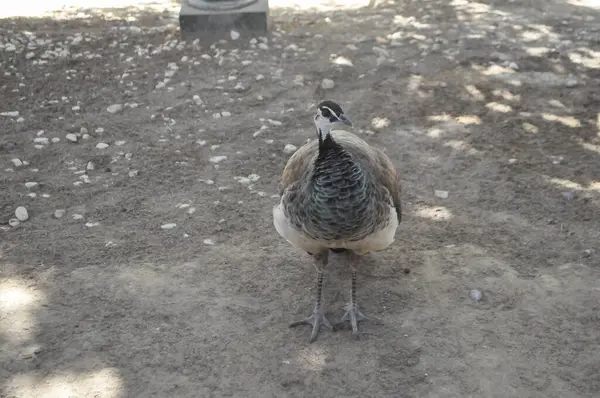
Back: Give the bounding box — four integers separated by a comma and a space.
314, 100, 352, 142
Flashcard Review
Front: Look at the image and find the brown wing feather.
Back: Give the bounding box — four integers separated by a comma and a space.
279, 139, 318, 195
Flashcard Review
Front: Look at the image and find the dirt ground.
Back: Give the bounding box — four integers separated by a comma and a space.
1, 0, 600, 397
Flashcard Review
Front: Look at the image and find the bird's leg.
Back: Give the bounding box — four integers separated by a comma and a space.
338, 252, 368, 339
289, 251, 332, 342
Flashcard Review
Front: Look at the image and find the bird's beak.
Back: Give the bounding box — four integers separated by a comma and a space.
339, 114, 353, 127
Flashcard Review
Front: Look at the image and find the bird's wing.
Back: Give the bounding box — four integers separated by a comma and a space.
331, 130, 402, 222
278, 139, 319, 195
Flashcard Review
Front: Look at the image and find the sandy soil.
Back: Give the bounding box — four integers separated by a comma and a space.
1, 0, 600, 397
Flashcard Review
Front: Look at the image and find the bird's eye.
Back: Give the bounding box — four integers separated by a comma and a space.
320, 108, 331, 118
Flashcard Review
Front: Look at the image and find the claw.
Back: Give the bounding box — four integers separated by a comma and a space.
335, 304, 368, 339
290, 309, 333, 342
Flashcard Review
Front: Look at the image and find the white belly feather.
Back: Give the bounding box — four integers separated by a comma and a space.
273, 202, 398, 255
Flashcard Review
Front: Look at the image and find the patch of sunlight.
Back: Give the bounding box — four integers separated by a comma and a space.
428, 114, 452, 122
393, 15, 431, 29
579, 139, 600, 155
568, 51, 600, 69
568, 0, 600, 9
486, 102, 512, 113
331, 56, 353, 67
525, 47, 552, 57
548, 99, 567, 109
443, 140, 481, 155
0, 278, 44, 345
271, 0, 371, 11
542, 113, 581, 128
547, 176, 600, 193
0, 0, 176, 18
456, 115, 482, 125
492, 89, 520, 102
415, 205, 453, 221
522, 123, 539, 134
9, 368, 123, 398
465, 85, 485, 101
407, 75, 423, 91
296, 347, 327, 371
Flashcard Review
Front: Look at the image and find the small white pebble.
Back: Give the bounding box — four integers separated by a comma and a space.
283, 144, 298, 155
434, 190, 449, 199
87, 161, 95, 171
25, 182, 38, 189
230, 30, 240, 40
85, 222, 99, 227
248, 174, 260, 182
203, 239, 215, 245
107, 104, 123, 113
470, 289, 483, 302
221, 111, 231, 117
256, 74, 265, 81
161, 223, 177, 230
188, 207, 196, 215
9, 218, 20, 227
15, 206, 29, 221
66, 133, 78, 142
209, 155, 227, 163
54, 209, 66, 218
321, 79, 335, 90
34, 137, 49, 145
95, 127, 104, 133
27, 193, 36, 198
128, 170, 139, 177
11, 158, 23, 167
51, 137, 60, 143
115, 140, 126, 146
96, 142, 109, 149
0, 111, 19, 117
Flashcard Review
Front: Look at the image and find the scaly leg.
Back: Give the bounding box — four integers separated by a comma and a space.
338, 252, 368, 339
289, 251, 332, 342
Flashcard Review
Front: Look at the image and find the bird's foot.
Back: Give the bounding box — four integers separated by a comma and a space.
289, 307, 332, 343
334, 303, 368, 339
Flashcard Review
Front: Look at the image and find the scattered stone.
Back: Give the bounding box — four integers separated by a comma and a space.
107, 104, 123, 113
435, 190, 449, 199
248, 174, 260, 182
128, 170, 139, 177
51, 137, 60, 143
256, 74, 265, 81
116, 141, 126, 146
85, 222, 99, 227
9, 219, 20, 227
87, 161, 95, 171
268, 119, 282, 126
188, 207, 196, 215
96, 142, 109, 149
469, 288, 483, 302
72, 214, 84, 220
25, 182, 38, 190
15, 206, 29, 221
34, 137, 49, 145
230, 30, 240, 40
80, 175, 92, 184
54, 209, 66, 219
27, 193, 37, 198
1, 111, 19, 117
221, 111, 231, 117
371, 117, 391, 129
161, 223, 177, 230
209, 155, 227, 164
66, 133, 78, 143
283, 144, 298, 155
11, 158, 23, 167
321, 79, 335, 90
203, 238, 215, 245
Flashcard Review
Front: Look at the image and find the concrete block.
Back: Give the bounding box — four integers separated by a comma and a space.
179, 0, 269, 39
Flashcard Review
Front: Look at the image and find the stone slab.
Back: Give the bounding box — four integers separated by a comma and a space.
179, 0, 269, 39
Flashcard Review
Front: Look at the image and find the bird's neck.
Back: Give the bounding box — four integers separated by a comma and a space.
316, 126, 339, 154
